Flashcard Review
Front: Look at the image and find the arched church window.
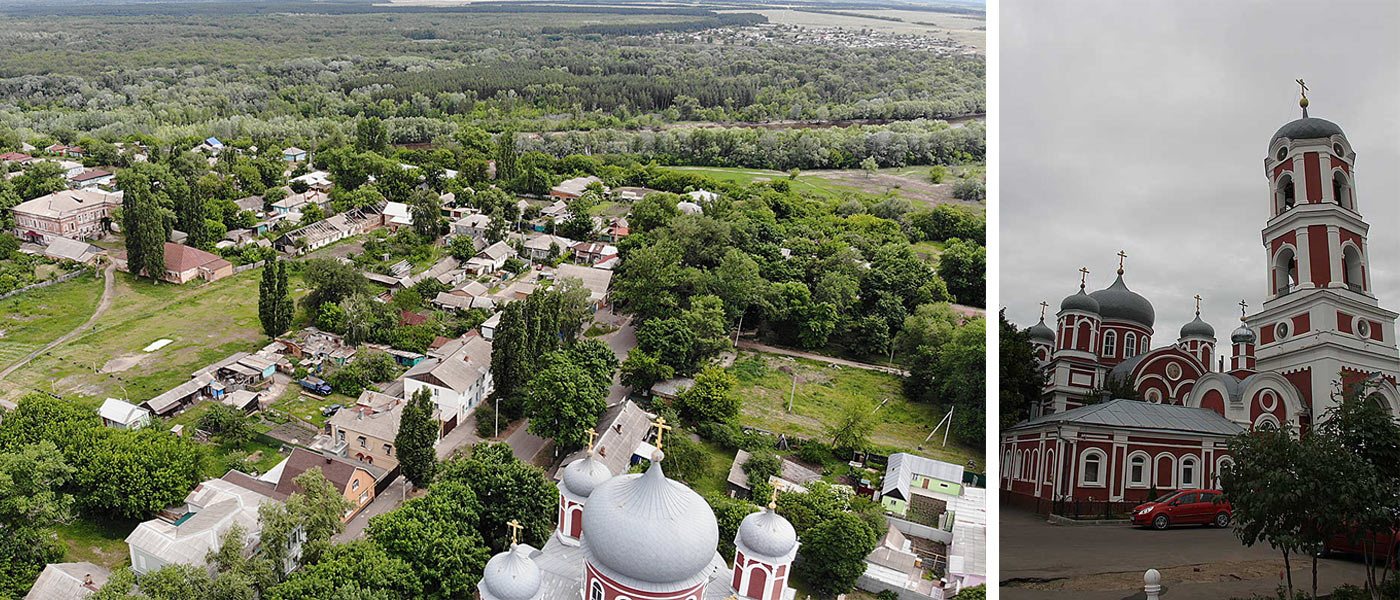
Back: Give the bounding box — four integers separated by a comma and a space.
1214, 457, 1234, 489
1102, 330, 1117, 357
1276, 174, 1296, 215
1124, 333, 1137, 357
1179, 456, 1199, 489
591, 581, 604, 600
1254, 414, 1280, 430
1126, 453, 1149, 488
1079, 449, 1107, 487
1368, 392, 1389, 412
1333, 172, 1352, 209
1342, 246, 1364, 292
1274, 248, 1298, 295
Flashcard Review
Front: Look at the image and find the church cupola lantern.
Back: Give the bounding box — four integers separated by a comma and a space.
1178, 295, 1216, 369
556, 428, 610, 546
731, 489, 799, 600
1056, 267, 1101, 358
1027, 301, 1056, 362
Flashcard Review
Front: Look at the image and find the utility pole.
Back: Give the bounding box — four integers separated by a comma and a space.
788, 371, 797, 412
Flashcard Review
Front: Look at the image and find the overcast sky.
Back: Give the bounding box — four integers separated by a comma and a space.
1000, 0, 1400, 350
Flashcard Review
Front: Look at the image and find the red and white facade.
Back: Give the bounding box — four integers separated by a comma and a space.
1003, 105, 1400, 510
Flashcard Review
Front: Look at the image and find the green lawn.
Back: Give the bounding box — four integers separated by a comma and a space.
268, 383, 356, 430
730, 351, 982, 466
52, 515, 139, 571
0, 272, 104, 373
690, 439, 737, 497
669, 166, 858, 199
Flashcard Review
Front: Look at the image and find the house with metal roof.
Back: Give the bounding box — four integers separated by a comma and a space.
98, 398, 151, 430
403, 335, 493, 435
23, 562, 109, 600
126, 478, 274, 576
879, 453, 966, 518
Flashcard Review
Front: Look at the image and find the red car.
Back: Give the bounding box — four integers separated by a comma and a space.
1322, 526, 1400, 567
1131, 489, 1232, 530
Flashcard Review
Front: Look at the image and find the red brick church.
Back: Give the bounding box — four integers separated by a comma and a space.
1002, 95, 1400, 511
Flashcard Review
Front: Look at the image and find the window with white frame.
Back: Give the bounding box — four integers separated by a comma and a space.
1126, 453, 1149, 488
1079, 449, 1107, 487
1179, 456, 1199, 489
1124, 332, 1137, 357
591, 581, 604, 600
1044, 450, 1055, 484
1214, 457, 1234, 489
1102, 330, 1117, 357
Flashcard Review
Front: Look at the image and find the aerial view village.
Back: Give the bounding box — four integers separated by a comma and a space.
0, 1, 989, 599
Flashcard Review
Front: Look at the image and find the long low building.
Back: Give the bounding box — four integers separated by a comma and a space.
113, 242, 233, 284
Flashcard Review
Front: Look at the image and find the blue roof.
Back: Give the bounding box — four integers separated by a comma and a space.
205, 137, 223, 147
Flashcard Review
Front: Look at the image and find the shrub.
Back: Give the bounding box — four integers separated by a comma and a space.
797, 441, 833, 466
475, 402, 499, 438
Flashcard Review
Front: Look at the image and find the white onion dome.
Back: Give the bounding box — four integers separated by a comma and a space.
1027, 318, 1055, 343
581, 451, 719, 585
1180, 314, 1214, 339
1231, 322, 1257, 344
1090, 273, 1155, 328
1060, 286, 1100, 314
561, 452, 612, 498
479, 545, 542, 600
736, 508, 798, 559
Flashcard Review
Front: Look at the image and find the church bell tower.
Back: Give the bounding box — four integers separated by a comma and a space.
1249, 82, 1400, 421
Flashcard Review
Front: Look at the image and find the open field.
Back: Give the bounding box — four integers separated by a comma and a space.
730, 351, 981, 467
0, 269, 272, 406
0, 272, 104, 370
670, 165, 984, 209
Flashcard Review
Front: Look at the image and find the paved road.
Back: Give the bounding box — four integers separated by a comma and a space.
735, 339, 910, 376
0, 263, 115, 380
599, 316, 637, 403
1000, 507, 1371, 599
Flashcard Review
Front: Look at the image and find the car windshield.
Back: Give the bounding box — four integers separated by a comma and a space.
1151, 492, 1179, 503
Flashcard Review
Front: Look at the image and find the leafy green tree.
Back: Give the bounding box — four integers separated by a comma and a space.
12, 161, 65, 200
0, 528, 64, 599
259, 468, 354, 576
928, 165, 947, 183
0, 440, 74, 529
674, 365, 739, 424
860, 156, 879, 175
494, 129, 519, 182
636, 317, 701, 374
620, 349, 674, 393
75, 429, 205, 519
1221, 426, 1309, 599
302, 258, 372, 311
198, 404, 254, 444
741, 449, 781, 489
355, 117, 389, 154
952, 177, 985, 202
119, 165, 171, 281
999, 310, 1046, 430
397, 388, 439, 489
410, 191, 441, 239
796, 512, 879, 597
275, 261, 295, 334
525, 353, 609, 451
266, 541, 423, 600
705, 492, 758, 559
938, 238, 985, 307
824, 396, 877, 451
439, 443, 558, 552
611, 241, 688, 322
367, 480, 492, 600
629, 192, 681, 233
260, 263, 283, 337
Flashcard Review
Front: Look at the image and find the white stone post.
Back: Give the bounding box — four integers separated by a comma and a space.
1144, 568, 1162, 600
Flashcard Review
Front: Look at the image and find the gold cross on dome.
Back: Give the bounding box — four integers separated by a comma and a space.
769, 486, 779, 510
585, 428, 598, 453
1239, 299, 1249, 319
1194, 294, 1202, 315
1117, 250, 1128, 271
1078, 267, 1090, 287
506, 519, 522, 546
650, 417, 672, 450
1039, 301, 1049, 321
1297, 79, 1308, 99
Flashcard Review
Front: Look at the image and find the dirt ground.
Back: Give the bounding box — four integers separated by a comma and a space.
1010, 559, 1289, 591
809, 169, 980, 209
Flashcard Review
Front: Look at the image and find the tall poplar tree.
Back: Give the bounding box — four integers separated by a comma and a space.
275, 261, 294, 335
494, 128, 518, 182
396, 388, 439, 489
117, 167, 167, 281
259, 262, 278, 337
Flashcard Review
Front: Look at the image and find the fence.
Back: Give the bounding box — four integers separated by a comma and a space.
1051, 498, 1137, 520
0, 267, 91, 301
888, 515, 953, 545
231, 259, 268, 275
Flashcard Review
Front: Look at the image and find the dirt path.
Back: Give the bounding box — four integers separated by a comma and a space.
735, 339, 910, 376
0, 263, 116, 381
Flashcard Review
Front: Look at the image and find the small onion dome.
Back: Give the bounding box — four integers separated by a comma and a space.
1027, 318, 1055, 343
1090, 274, 1155, 328
581, 450, 719, 585
561, 453, 612, 499
1231, 323, 1257, 344
1180, 314, 1214, 339
1271, 117, 1345, 149
1060, 287, 1100, 314
736, 508, 798, 559
479, 545, 542, 600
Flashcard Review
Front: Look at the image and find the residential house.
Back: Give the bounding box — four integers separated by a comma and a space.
611, 186, 661, 202
0, 151, 33, 165
290, 170, 333, 192
522, 233, 575, 262
230, 448, 380, 521
402, 335, 493, 435
432, 280, 494, 311
282, 147, 308, 162
879, 453, 966, 518
23, 563, 109, 600
113, 242, 233, 284
324, 390, 417, 469
126, 477, 274, 575
381, 201, 413, 229
273, 206, 379, 254
142, 373, 215, 417
489, 280, 537, 307
725, 449, 823, 499
234, 195, 265, 213
11, 189, 122, 243
571, 241, 618, 266
45, 143, 85, 158
41, 160, 86, 179
480, 311, 501, 340
69, 169, 114, 189
600, 217, 629, 243
196, 137, 225, 154
41, 237, 103, 265
452, 213, 492, 240
687, 189, 720, 204
464, 240, 515, 275
553, 263, 612, 310
677, 200, 704, 215
549, 176, 606, 202
276, 328, 357, 369
554, 400, 657, 479
858, 525, 949, 600
98, 398, 152, 430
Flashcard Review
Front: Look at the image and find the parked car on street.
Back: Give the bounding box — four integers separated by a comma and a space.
1322, 525, 1400, 567
1131, 489, 1231, 530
